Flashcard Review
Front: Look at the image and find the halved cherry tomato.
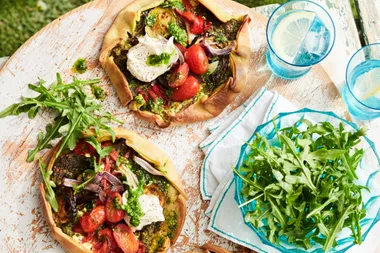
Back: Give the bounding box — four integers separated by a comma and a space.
184, 44, 209, 75
73, 140, 97, 156
94, 240, 109, 253
113, 224, 139, 253
105, 192, 125, 223
109, 150, 118, 162
99, 228, 118, 251
168, 63, 189, 88
80, 214, 98, 233
80, 205, 106, 233
171, 76, 201, 101
175, 43, 187, 54
190, 16, 205, 35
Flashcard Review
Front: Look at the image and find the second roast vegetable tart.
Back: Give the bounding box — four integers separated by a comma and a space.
40, 128, 187, 253
100, 0, 251, 127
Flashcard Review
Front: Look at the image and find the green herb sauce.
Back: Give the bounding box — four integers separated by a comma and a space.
147, 52, 171, 66
160, 0, 184, 11
146, 14, 157, 27
72, 58, 87, 74
115, 183, 145, 227
90, 84, 106, 101
167, 22, 187, 46
166, 210, 178, 239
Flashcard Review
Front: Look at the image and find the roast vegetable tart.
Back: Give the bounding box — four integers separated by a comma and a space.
40, 129, 187, 253
100, 0, 251, 127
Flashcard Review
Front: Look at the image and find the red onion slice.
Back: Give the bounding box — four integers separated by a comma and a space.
175, 46, 185, 64
63, 178, 101, 193
99, 190, 107, 203
133, 155, 164, 176
92, 173, 103, 184
102, 171, 122, 186
201, 38, 236, 56
85, 183, 101, 193
111, 185, 125, 193
63, 178, 81, 187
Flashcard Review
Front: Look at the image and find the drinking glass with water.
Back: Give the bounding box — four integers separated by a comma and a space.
343, 44, 380, 120
266, 0, 336, 79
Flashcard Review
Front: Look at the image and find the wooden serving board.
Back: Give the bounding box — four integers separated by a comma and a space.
0, 0, 358, 252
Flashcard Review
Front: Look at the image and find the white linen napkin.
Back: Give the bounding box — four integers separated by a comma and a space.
200, 88, 297, 202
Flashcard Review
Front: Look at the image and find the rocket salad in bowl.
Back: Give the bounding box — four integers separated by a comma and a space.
233, 109, 380, 252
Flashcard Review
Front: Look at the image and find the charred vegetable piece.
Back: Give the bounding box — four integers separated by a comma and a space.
113, 224, 139, 253
145, 7, 176, 38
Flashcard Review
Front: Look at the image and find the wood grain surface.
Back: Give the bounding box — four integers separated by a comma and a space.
0, 0, 379, 253
357, 0, 380, 45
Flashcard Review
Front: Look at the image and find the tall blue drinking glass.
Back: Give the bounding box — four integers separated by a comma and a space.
266, 0, 336, 79
343, 43, 380, 120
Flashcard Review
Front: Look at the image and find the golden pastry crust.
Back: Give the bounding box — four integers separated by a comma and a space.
40, 128, 187, 253
99, 0, 251, 127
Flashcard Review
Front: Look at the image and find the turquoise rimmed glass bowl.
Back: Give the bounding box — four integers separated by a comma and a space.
234, 108, 380, 252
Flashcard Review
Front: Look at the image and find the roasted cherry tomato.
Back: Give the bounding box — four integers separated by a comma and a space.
171, 76, 201, 101
168, 63, 189, 88
80, 214, 98, 233
175, 43, 187, 54
73, 140, 97, 156
94, 240, 109, 253
80, 205, 106, 233
105, 192, 125, 223
184, 44, 209, 75
190, 16, 205, 35
113, 224, 139, 253
99, 228, 118, 251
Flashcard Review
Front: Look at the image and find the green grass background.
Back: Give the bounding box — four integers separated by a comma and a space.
0, 0, 358, 57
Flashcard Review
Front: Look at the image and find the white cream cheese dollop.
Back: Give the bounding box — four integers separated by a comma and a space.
127, 34, 179, 82
122, 192, 165, 231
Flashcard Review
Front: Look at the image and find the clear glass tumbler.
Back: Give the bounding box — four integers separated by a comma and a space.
343, 43, 380, 120
266, 0, 336, 79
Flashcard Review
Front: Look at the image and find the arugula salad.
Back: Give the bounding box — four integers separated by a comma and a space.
234, 118, 368, 252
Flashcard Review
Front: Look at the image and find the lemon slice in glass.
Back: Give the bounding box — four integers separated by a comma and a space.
353, 67, 380, 101
271, 11, 316, 63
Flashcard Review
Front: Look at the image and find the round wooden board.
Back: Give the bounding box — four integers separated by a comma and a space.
0, 0, 352, 252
